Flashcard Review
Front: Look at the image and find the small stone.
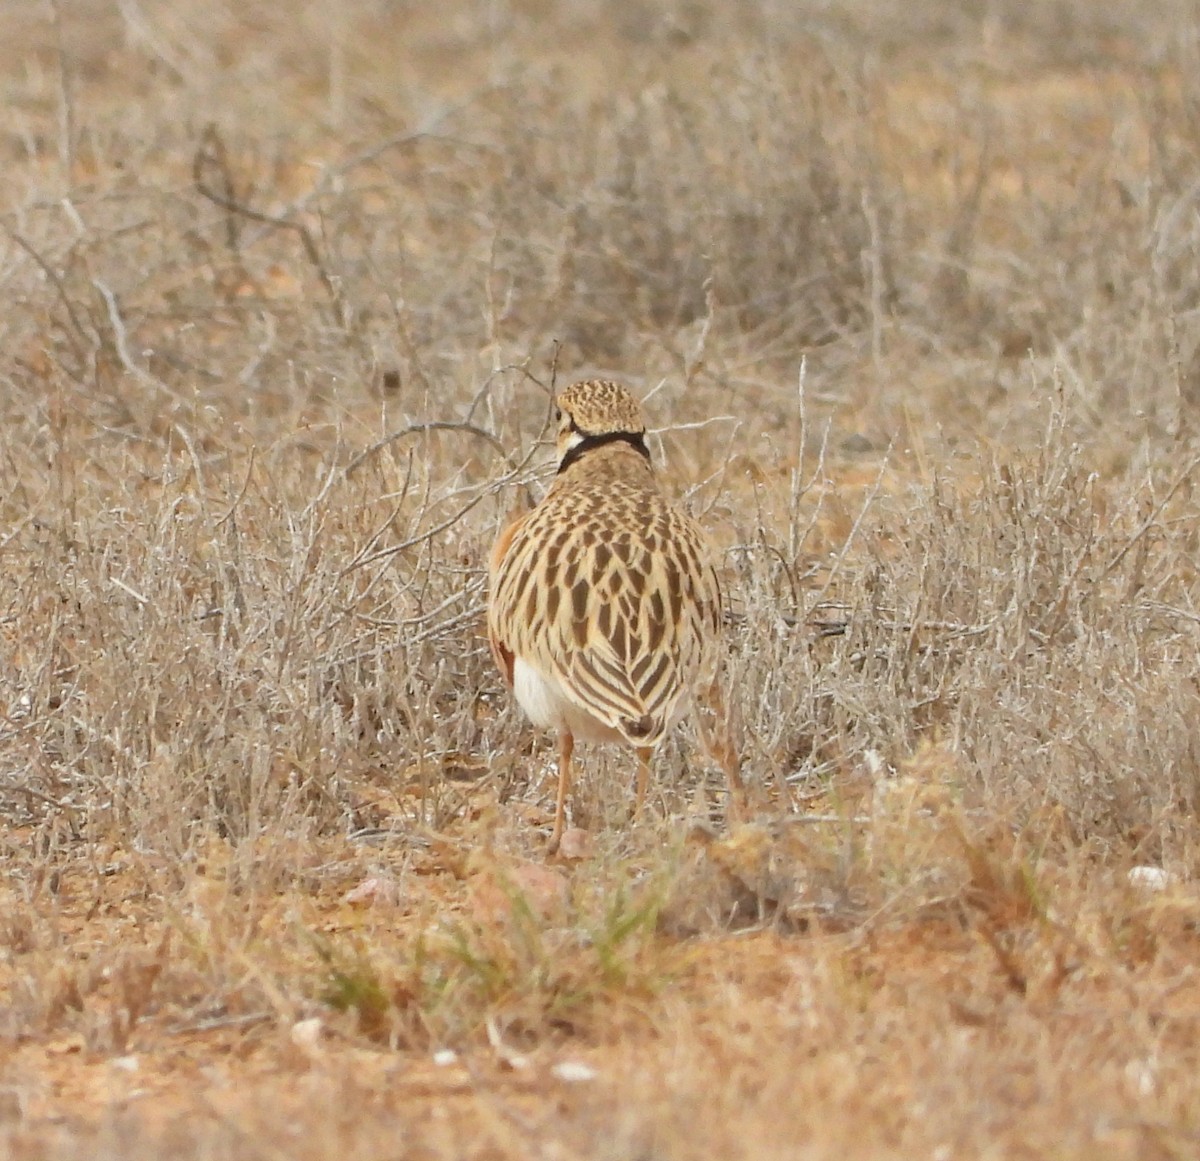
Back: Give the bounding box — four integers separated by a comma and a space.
551, 1060, 597, 1083
290, 1017, 324, 1052
1128, 866, 1175, 891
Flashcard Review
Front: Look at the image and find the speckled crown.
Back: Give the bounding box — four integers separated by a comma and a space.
556, 379, 646, 437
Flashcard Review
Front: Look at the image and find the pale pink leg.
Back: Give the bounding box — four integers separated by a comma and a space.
632, 746, 654, 819
549, 730, 574, 855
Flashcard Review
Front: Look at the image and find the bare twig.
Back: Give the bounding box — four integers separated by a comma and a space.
346, 421, 516, 479
236, 87, 508, 253
216, 447, 257, 528
92, 279, 184, 403
49, 0, 75, 182
1, 224, 93, 368
341, 487, 499, 574
1102, 454, 1200, 579
193, 123, 347, 325
115, 0, 197, 86
807, 444, 894, 610
109, 576, 149, 605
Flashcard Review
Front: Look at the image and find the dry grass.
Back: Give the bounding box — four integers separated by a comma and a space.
4, 0, 1200, 1156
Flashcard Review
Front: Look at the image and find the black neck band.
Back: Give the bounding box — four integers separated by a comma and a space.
558, 431, 650, 475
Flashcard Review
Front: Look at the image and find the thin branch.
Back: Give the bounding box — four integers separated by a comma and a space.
109, 576, 149, 605
341, 487, 496, 574
49, 0, 76, 182
238, 88, 508, 253
807, 444, 894, 610
346, 421, 514, 478
193, 124, 346, 324
216, 446, 256, 528
92, 279, 184, 403
1, 223, 93, 366
1102, 454, 1200, 579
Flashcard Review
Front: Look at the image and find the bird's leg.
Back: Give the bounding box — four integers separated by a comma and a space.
632, 746, 654, 819
697, 680, 747, 824
549, 729, 574, 855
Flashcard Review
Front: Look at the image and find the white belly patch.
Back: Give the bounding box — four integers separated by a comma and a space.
512, 657, 621, 744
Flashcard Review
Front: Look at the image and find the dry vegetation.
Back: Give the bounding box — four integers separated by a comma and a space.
4, 0, 1200, 1155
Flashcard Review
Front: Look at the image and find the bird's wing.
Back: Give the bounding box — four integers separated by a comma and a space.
488, 479, 723, 745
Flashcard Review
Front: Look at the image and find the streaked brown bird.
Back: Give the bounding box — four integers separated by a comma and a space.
487, 378, 743, 853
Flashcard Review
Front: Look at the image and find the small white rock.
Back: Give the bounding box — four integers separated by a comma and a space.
1128, 866, 1175, 891
1125, 1056, 1158, 1096
111, 1055, 139, 1073
432, 1049, 458, 1067
550, 1060, 597, 1083
290, 1017, 324, 1051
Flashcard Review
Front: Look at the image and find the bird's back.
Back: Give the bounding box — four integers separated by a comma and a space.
488, 441, 723, 746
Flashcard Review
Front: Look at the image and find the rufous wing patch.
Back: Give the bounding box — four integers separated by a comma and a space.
490, 635, 516, 687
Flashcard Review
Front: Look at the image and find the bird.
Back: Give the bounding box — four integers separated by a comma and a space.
487, 378, 744, 853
